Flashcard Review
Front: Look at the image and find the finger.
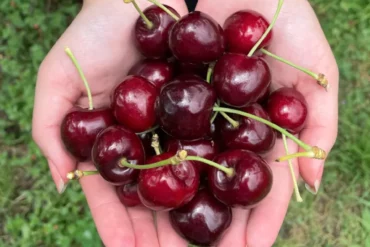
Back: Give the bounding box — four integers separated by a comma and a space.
78, 162, 136, 247
156, 211, 188, 247
246, 139, 299, 247
217, 208, 249, 247
127, 207, 160, 247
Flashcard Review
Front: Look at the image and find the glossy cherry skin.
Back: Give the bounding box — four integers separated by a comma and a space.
128, 59, 174, 90
224, 10, 272, 54
218, 103, 276, 153
138, 152, 199, 211
111, 75, 159, 133
135, 5, 180, 58
61, 108, 115, 161
208, 149, 272, 208
170, 188, 232, 246
212, 53, 271, 107
266, 87, 308, 134
158, 74, 217, 140
117, 183, 141, 207
92, 125, 145, 185
169, 11, 225, 64
165, 139, 219, 174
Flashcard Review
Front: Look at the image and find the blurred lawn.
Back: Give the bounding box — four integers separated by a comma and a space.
0, 0, 370, 246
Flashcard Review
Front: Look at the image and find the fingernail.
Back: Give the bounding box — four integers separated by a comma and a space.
305, 164, 324, 195
48, 159, 67, 194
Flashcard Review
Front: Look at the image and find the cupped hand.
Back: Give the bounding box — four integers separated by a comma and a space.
32, 0, 339, 246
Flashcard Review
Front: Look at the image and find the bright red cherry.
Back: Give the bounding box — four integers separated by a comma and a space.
138, 152, 200, 211
111, 75, 159, 133
266, 87, 308, 134
169, 11, 225, 64
128, 59, 174, 90
135, 5, 180, 58
117, 182, 141, 207
61, 108, 115, 161
92, 125, 145, 185
208, 149, 272, 208
212, 53, 271, 107
217, 103, 276, 153
223, 10, 272, 54
170, 188, 232, 246
158, 74, 217, 140
165, 139, 219, 174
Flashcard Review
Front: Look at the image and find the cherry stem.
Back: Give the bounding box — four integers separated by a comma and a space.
67, 170, 99, 180
124, 0, 154, 29
147, 0, 179, 21
282, 134, 303, 202
65, 47, 94, 110
248, 0, 284, 57
119, 150, 235, 177
260, 48, 329, 90
213, 106, 325, 155
276, 151, 315, 162
206, 62, 215, 83
151, 133, 162, 155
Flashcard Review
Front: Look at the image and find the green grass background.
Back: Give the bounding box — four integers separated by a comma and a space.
0, 0, 369, 246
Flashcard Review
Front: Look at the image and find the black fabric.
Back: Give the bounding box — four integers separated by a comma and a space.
185, 0, 198, 11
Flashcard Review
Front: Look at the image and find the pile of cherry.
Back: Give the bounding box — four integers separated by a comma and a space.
61, 0, 327, 246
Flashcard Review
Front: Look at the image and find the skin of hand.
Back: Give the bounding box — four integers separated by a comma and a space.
32, 0, 339, 246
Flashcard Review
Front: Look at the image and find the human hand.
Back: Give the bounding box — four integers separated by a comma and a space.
189, 0, 338, 246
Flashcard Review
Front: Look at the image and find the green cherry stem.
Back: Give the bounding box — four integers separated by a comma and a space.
147, 0, 180, 21
213, 107, 327, 158
124, 0, 154, 29
65, 47, 94, 110
206, 62, 215, 83
120, 150, 235, 177
248, 0, 284, 57
151, 133, 162, 155
282, 134, 303, 202
260, 48, 329, 90
67, 170, 99, 180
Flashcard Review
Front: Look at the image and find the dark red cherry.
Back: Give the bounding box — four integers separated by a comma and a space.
165, 139, 219, 174
158, 74, 217, 140
169, 188, 232, 246
61, 108, 115, 161
173, 60, 208, 79
138, 152, 199, 211
266, 87, 308, 134
224, 10, 272, 54
137, 132, 156, 158
218, 103, 276, 153
128, 59, 174, 90
212, 53, 271, 107
92, 125, 145, 185
169, 11, 225, 64
117, 182, 141, 207
208, 149, 272, 208
111, 75, 159, 133
135, 5, 180, 58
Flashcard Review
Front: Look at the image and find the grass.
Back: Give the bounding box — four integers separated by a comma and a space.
0, 0, 370, 246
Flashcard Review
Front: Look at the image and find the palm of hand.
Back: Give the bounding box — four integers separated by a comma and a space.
32, 0, 338, 246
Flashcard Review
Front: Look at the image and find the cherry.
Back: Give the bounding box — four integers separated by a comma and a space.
117, 182, 141, 207
212, 53, 271, 108
165, 139, 219, 174
134, 4, 180, 58
208, 149, 272, 208
92, 125, 145, 185
217, 103, 276, 153
223, 10, 271, 54
61, 48, 115, 161
266, 87, 308, 134
138, 152, 199, 211
61, 108, 115, 161
128, 59, 174, 90
158, 74, 217, 140
111, 75, 159, 133
169, 11, 225, 64
169, 188, 232, 246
